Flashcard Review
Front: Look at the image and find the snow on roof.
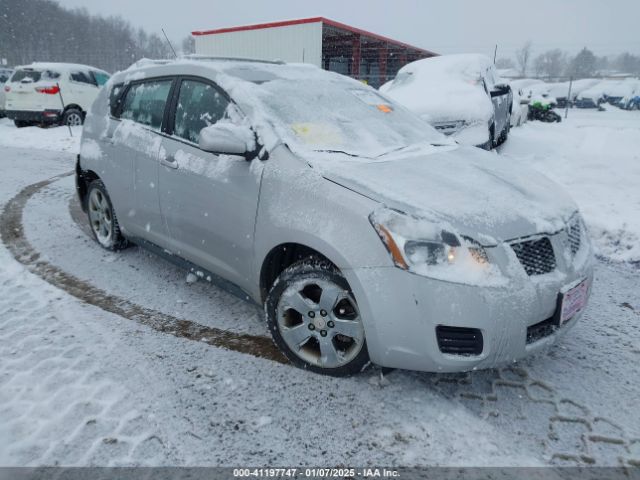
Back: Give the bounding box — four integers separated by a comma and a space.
15, 62, 109, 73
398, 54, 492, 78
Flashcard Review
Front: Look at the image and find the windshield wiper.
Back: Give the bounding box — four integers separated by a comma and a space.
314, 149, 362, 158
377, 142, 452, 158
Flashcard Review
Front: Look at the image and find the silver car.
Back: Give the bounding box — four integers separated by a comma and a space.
76, 57, 594, 376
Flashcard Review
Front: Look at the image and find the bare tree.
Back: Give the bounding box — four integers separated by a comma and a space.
515, 41, 533, 77
181, 36, 196, 55
533, 49, 568, 79
495, 57, 515, 69
0, 0, 178, 72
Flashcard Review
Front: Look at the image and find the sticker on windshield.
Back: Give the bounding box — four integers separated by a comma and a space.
349, 89, 394, 113
291, 123, 345, 146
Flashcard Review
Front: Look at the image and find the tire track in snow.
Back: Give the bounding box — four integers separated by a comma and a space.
0, 172, 287, 365
4, 174, 639, 467
423, 367, 639, 466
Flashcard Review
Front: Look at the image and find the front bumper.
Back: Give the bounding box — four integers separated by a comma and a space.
345, 235, 594, 373
6, 109, 61, 124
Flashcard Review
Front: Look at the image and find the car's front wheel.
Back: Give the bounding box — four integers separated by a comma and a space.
265, 258, 369, 376
86, 180, 129, 251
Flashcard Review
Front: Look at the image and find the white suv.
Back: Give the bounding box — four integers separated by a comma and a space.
4, 62, 110, 127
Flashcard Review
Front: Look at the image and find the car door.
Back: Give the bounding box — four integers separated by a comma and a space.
68, 70, 99, 111
158, 77, 262, 290
110, 78, 175, 246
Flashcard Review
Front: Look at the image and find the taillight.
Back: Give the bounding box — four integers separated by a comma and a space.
35, 85, 60, 95
3, 86, 9, 92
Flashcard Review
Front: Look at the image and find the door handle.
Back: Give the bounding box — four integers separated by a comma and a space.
161, 155, 178, 169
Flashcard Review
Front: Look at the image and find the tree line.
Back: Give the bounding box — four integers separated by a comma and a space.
0, 0, 195, 73
497, 42, 640, 79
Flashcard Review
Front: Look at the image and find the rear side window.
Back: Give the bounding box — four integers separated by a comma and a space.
109, 83, 124, 117
71, 70, 97, 86
92, 71, 110, 86
173, 79, 230, 144
120, 80, 172, 130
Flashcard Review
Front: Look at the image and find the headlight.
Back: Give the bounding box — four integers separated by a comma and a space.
369, 208, 492, 282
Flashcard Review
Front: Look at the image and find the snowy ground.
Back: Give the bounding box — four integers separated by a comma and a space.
0, 112, 639, 467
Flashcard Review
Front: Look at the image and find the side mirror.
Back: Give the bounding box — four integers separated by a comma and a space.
199, 123, 256, 158
493, 83, 511, 94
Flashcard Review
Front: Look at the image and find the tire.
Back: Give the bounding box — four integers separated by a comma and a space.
86, 180, 129, 251
61, 108, 84, 127
14, 120, 31, 128
265, 258, 370, 376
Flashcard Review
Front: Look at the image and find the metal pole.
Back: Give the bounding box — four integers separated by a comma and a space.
493, 44, 498, 64
565, 76, 573, 119
56, 82, 72, 137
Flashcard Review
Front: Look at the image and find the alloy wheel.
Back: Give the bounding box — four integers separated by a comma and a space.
276, 278, 364, 368
88, 188, 113, 246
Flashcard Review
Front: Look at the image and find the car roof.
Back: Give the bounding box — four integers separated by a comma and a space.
110, 56, 323, 87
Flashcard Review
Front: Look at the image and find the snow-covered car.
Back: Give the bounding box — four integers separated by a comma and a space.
0, 68, 13, 118
602, 80, 639, 106
507, 82, 529, 127
574, 80, 634, 109
76, 57, 593, 376
4, 62, 110, 127
380, 54, 513, 149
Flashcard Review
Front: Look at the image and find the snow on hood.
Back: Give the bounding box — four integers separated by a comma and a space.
311, 145, 577, 244
383, 54, 493, 124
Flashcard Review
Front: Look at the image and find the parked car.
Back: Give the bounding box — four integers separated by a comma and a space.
0, 68, 13, 118
4, 62, 110, 127
380, 54, 513, 149
619, 93, 640, 110
76, 57, 593, 376
575, 82, 609, 108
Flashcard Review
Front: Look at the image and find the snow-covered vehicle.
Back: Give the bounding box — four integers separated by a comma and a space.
574, 80, 635, 109
0, 68, 13, 118
76, 57, 593, 376
380, 54, 513, 149
602, 80, 639, 106
4, 62, 110, 127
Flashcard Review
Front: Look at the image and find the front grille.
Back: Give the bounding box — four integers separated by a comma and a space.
567, 220, 581, 255
526, 317, 557, 344
511, 237, 556, 276
436, 326, 483, 356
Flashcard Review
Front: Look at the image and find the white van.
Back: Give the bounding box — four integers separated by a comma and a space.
4, 62, 110, 127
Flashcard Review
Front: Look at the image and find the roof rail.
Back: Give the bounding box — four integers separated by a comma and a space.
181, 54, 285, 65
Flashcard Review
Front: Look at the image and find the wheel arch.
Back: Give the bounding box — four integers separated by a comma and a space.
259, 242, 339, 303
75, 165, 101, 212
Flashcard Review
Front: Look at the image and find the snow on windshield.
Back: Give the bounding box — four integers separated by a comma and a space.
211, 63, 446, 159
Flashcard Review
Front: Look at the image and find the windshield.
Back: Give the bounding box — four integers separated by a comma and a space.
251, 77, 447, 158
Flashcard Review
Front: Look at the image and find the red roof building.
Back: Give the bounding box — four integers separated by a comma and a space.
192, 17, 437, 87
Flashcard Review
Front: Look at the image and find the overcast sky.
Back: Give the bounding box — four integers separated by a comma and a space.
57, 0, 640, 60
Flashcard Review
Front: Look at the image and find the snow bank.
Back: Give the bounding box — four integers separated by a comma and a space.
0, 118, 80, 153
499, 108, 640, 262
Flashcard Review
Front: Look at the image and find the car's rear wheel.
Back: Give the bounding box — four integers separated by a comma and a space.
86, 180, 129, 251
62, 108, 84, 127
14, 120, 32, 128
265, 258, 369, 376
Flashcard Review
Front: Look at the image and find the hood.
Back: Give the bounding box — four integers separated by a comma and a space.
313, 146, 577, 244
